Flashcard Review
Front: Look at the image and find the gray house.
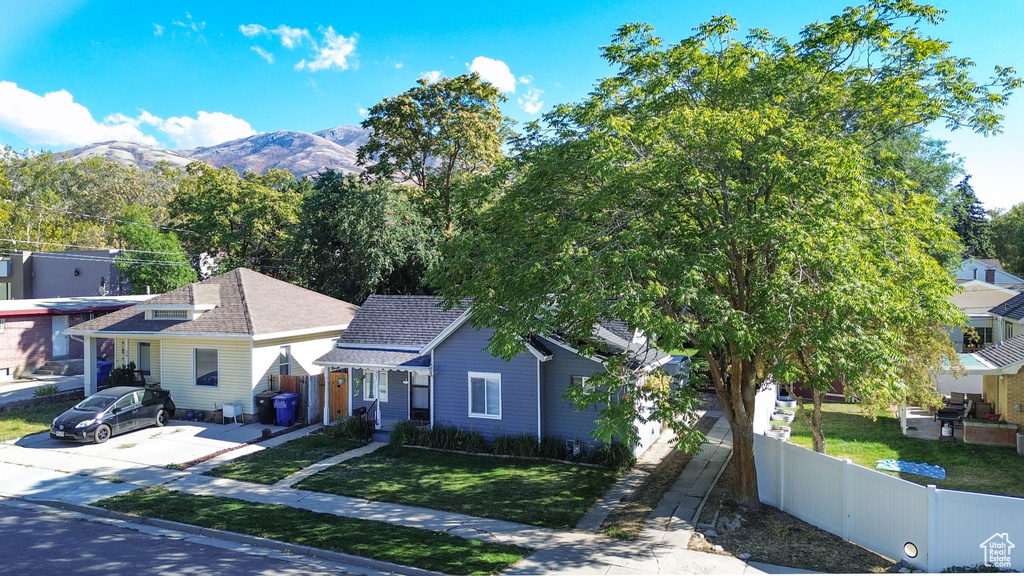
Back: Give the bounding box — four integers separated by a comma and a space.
314, 295, 670, 456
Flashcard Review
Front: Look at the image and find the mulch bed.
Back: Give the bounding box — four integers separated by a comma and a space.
690, 459, 895, 573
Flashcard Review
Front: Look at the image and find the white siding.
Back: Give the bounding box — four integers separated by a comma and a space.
251, 333, 340, 392
154, 337, 253, 413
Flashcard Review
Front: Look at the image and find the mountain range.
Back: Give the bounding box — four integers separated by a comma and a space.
59, 125, 370, 178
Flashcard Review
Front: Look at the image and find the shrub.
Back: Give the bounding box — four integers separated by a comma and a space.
103, 362, 138, 388
594, 442, 636, 471
463, 430, 489, 453
493, 434, 539, 458
539, 437, 565, 460
389, 420, 421, 447
329, 415, 374, 441
32, 384, 62, 397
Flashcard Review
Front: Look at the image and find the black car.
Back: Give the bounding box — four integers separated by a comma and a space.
51, 386, 176, 444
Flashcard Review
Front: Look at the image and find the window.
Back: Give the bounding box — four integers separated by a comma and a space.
1007, 323, 1016, 341
363, 371, 376, 401
113, 391, 138, 411
194, 348, 218, 386
137, 342, 151, 375
152, 309, 189, 320
0, 318, 5, 333
571, 375, 593, 391
468, 372, 501, 419
279, 346, 291, 376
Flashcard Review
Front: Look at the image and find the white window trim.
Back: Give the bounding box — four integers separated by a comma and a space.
363, 371, 376, 401
468, 371, 502, 420
279, 345, 291, 376
571, 375, 593, 392
193, 347, 219, 387
137, 342, 152, 375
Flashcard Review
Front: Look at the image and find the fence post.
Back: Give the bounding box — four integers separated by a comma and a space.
927, 484, 938, 573
843, 459, 852, 541
778, 438, 786, 511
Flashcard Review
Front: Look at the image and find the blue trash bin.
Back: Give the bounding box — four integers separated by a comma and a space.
273, 392, 299, 426
96, 360, 113, 386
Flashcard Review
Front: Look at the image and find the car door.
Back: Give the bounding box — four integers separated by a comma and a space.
111, 391, 140, 434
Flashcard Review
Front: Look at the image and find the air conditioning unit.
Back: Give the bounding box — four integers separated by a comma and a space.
565, 439, 582, 457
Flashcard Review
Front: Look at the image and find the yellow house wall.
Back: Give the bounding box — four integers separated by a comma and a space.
120, 336, 255, 413
984, 369, 1024, 428
251, 332, 341, 392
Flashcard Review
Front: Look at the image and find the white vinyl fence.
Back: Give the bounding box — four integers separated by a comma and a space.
755, 434, 1024, 571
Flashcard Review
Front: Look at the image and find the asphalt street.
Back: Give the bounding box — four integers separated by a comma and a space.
0, 500, 354, 576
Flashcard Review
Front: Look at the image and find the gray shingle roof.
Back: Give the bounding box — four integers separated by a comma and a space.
975, 335, 1024, 369
68, 268, 358, 337
315, 348, 430, 368
338, 295, 468, 348
991, 292, 1024, 321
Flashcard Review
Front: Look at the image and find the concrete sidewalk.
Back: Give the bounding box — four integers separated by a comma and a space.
0, 374, 84, 406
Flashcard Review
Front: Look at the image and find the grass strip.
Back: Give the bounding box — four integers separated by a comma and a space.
205, 435, 365, 484
789, 402, 1024, 497
97, 487, 528, 575
297, 445, 618, 529
0, 400, 77, 442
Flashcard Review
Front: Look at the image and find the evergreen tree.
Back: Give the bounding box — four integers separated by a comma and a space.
947, 176, 994, 258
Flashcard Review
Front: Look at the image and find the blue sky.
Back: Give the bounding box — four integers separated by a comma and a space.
1, 1, 1021, 208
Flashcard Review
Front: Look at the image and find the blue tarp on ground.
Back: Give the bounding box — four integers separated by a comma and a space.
876, 459, 946, 480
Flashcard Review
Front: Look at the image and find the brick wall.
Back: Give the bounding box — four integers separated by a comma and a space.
0, 315, 52, 377
984, 369, 1024, 428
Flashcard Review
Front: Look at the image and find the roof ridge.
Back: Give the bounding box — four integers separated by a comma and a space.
233, 268, 255, 334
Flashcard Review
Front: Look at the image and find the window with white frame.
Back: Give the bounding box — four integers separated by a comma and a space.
279, 345, 291, 376
571, 375, 593, 391
1007, 323, 1016, 341
468, 372, 501, 419
363, 371, 376, 401
194, 348, 218, 386
137, 342, 151, 375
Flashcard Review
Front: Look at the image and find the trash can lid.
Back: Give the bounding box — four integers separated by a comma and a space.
275, 392, 299, 400
256, 390, 281, 398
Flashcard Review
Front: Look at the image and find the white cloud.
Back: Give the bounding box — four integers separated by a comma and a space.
159, 111, 255, 148
153, 24, 164, 36
0, 82, 156, 146
239, 23, 268, 37
172, 12, 205, 33
358, 107, 368, 117
252, 46, 274, 64
0, 82, 255, 149
295, 27, 357, 72
518, 87, 544, 114
420, 70, 442, 84
518, 75, 532, 84
394, 62, 404, 69
272, 25, 310, 49
468, 56, 516, 93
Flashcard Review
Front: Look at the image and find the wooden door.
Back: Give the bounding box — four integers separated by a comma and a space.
328, 370, 348, 423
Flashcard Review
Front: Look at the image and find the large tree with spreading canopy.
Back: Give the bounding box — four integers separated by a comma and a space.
434, 1, 1018, 506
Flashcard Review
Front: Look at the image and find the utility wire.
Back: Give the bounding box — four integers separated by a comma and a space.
0, 198, 198, 235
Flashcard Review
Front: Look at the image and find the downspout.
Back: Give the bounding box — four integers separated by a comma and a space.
536, 357, 542, 442
430, 350, 435, 429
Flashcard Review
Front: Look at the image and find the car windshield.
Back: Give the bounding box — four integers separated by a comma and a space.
74, 395, 117, 411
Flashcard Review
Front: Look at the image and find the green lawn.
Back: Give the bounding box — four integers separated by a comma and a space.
97, 487, 527, 575
205, 435, 365, 484
789, 403, 1024, 497
296, 446, 618, 529
0, 401, 77, 442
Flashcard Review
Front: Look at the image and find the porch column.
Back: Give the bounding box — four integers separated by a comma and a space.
322, 366, 331, 426
83, 336, 97, 396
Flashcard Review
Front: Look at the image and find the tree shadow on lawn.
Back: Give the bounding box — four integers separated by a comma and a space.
789, 405, 1024, 497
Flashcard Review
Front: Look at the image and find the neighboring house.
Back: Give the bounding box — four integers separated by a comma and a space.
958, 335, 1024, 429
989, 292, 1024, 348
0, 295, 151, 380
67, 268, 359, 419
949, 279, 1020, 352
313, 295, 671, 457
0, 250, 129, 299
955, 257, 1024, 290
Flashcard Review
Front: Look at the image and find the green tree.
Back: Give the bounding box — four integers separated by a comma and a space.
991, 204, 1024, 276
169, 162, 300, 275
286, 171, 437, 303
358, 74, 511, 232
114, 205, 196, 294
945, 176, 994, 258
434, 3, 1016, 506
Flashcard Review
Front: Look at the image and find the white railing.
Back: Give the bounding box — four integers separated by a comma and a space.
754, 434, 1024, 571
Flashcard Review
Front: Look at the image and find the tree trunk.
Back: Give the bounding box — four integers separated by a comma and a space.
711, 355, 761, 509
727, 406, 760, 508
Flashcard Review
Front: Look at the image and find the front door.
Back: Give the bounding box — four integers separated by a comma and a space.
51, 316, 69, 357
410, 373, 430, 422
329, 370, 348, 423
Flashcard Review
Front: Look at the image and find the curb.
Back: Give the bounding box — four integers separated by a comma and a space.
22, 497, 446, 576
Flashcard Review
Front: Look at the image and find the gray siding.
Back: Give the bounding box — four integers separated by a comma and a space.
433, 323, 539, 441
350, 368, 410, 426
538, 336, 605, 448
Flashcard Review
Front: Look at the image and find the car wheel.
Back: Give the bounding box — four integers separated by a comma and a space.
94, 424, 112, 444
155, 408, 169, 427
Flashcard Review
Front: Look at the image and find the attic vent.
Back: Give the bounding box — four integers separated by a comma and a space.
152, 309, 189, 320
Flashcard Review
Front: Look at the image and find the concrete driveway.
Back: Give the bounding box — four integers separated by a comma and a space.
12, 420, 288, 468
